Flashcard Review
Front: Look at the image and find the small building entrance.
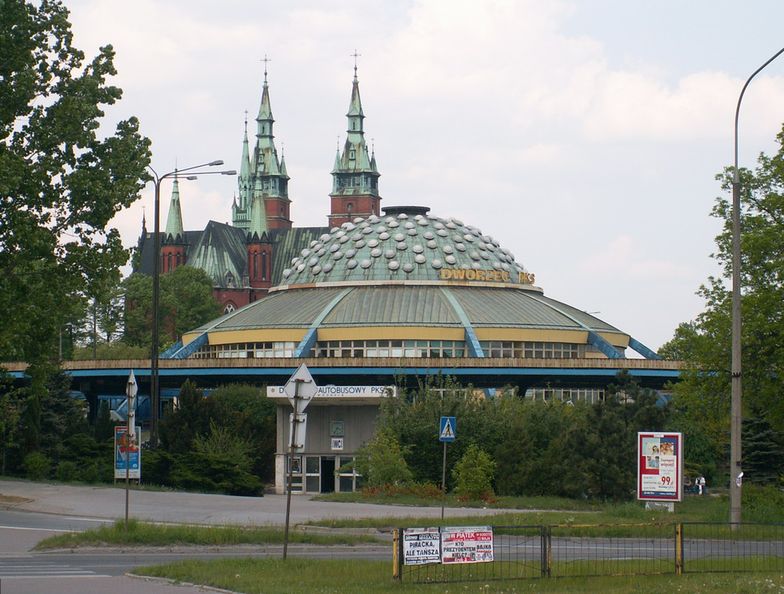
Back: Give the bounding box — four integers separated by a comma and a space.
320, 457, 335, 493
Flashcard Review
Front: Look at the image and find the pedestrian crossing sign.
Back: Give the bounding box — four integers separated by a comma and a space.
439, 416, 456, 442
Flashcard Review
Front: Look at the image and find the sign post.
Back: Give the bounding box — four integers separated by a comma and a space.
439, 416, 456, 520
282, 364, 317, 560
124, 370, 137, 530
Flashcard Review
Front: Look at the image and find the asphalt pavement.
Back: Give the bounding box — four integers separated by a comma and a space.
0, 478, 510, 526
0, 478, 515, 594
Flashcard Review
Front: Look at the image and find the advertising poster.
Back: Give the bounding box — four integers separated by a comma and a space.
114, 425, 141, 480
637, 432, 682, 501
441, 526, 494, 564
402, 528, 441, 565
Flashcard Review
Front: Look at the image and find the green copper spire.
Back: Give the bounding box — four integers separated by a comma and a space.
331, 62, 380, 196
233, 59, 290, 231
164, 173, 184, 240
248, 194, 268, 239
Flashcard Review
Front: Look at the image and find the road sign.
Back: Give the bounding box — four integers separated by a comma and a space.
288, 412, 308, 453
126, 370, 138, 427
439, 416, 456, 442
283, 363, 318, 411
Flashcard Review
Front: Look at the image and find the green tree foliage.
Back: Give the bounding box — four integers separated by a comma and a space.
354, 429, 413, 487
661, 124, 784, 471
741, 414, 784, 486
0, 1, 151, 371
124, 266, 221, 349
156, 382, 275, 493
452, 443, 495, 501
376, 373, 670, 501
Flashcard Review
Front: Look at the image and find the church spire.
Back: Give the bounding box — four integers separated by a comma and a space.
248, 194, 268, 239
164, 173, 184, 240
233, 56, 291, 231
328, 55, 381, 227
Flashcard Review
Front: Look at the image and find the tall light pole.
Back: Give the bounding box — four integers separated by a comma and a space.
147, 161, 236, 447
730, 46, 784, 525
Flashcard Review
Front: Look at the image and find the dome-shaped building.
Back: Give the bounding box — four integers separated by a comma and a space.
180, 205, 648, 364
142, 65, 668, 495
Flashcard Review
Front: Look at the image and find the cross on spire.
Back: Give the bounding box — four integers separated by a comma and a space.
260, 54, 271, 82
244, 109, 248, 132
351, 49, 361, 79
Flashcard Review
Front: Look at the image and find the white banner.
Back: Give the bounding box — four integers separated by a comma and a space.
440, 526, 494, 564
403, 528, 441, 565
267, 385, 395, 399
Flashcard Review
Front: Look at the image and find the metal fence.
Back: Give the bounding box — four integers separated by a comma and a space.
394, 523, 784, 584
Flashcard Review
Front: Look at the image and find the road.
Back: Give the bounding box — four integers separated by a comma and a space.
0, 479, 510, 594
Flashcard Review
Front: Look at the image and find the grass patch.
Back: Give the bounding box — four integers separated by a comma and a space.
137, 557, 784, 593
305, 494, 738, 532
34, 519, 383, 550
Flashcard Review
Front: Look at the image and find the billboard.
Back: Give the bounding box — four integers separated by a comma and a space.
637, 432, 682, 502
114, 425, 141, 480
440, 526, 494, 564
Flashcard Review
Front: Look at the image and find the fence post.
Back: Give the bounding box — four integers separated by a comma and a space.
393, 528, 402, 581
540, 525, 552, 578
674, 523, 683, 576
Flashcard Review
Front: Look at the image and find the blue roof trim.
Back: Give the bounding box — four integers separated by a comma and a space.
59, 365, 680, 380
587, 331, 622, 359
168, 333, 210, 360
294, 287, 355, 357
629, 337, 661, 360
441, 287, 484, 357
161, 340, 183, 359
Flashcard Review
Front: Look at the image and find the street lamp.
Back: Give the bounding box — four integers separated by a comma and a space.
730, 46, 784, 525
147, 161, 237, 447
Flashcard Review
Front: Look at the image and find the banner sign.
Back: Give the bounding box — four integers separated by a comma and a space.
637, 432, 682, 502
267, 385, 395, 399
440, 526, 494, 564
114, 425, 141, 480
402, 528, 441, 565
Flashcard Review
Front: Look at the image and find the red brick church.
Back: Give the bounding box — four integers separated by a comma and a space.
135, 64, 381, 314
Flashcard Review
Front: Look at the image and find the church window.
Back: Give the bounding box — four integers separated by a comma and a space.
347, 203, 353, 213
167, 253, 172, 272
225, 271, 235, 288
176, 253, 181, 267
349, 149, 356, 160
223, 303, 236, 314
261, 251, 268, 280
252, 251, 258, 279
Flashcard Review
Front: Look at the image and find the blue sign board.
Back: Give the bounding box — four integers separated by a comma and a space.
439, 416, 456, 443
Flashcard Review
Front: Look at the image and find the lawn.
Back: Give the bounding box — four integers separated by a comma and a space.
137, 557, 784, 593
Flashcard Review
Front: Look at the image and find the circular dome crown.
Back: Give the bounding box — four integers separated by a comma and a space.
280, 207, 536, 289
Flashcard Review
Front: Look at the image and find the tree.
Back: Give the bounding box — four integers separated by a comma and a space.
124, 266, 220, 349
661, 123, 784, 467
452, 443, 495, 501
0, 1, 151, 377
354, 429, 413, 488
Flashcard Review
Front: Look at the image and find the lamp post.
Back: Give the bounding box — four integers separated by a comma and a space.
147, 161, 236, 447
730, 46, 784, 525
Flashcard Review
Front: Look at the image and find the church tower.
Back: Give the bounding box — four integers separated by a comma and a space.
161, 175, 187, 273
246, 192, 273, 297
329, 62, 381, 227
233, 62, 291, 231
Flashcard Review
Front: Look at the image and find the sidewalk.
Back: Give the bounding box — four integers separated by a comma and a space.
0, 479, 512, 526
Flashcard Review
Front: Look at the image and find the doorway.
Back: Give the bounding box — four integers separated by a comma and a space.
320, 457, 335, 493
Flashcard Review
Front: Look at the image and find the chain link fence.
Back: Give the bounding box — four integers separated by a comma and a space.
394, 523, 784, 584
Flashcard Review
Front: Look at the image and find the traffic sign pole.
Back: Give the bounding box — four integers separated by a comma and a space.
441, 440, 447, 520
283, 378, 300, 560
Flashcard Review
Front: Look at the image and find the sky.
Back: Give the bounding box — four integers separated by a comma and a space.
64, 0, 784, 352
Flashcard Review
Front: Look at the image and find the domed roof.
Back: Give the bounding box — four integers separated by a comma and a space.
279, 206, 536, 289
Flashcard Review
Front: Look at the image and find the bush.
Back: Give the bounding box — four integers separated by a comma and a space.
452, 443, 495, 501
55, 460, 79, 482
354, 429, 413, 487
23, 451, 50, 480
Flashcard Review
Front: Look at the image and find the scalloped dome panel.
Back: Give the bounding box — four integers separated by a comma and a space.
280, 212, 532, 286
